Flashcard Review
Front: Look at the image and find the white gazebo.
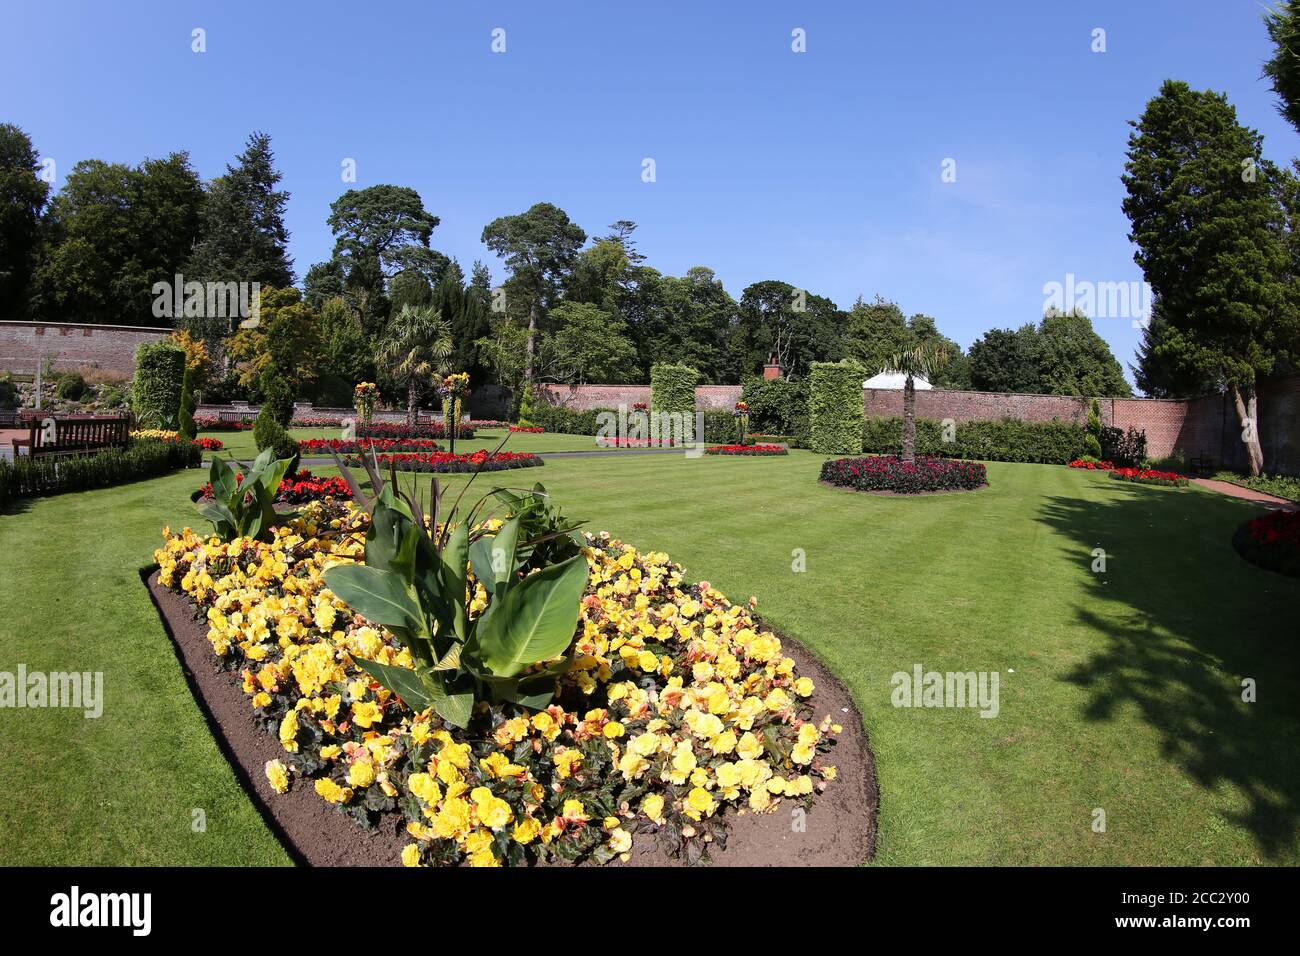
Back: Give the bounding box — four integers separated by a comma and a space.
862, 371, 933, 390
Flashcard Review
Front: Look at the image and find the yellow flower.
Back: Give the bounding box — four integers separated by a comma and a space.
561, 799, 590, 826
408, 772, 442, 807
470, 786, 514, 831
736, 731, 764, 760
553, 748, 584, 779
347, 757, 376, 788
608, 827, 633, 854
603, 721, 625, 739
432, 797, 473, 839
265, 759, 290, 794
513, 817, 542, 845
794, 676, 815, 697
684, 786, 717, 819
791, 741, 816, 765
642, 793, 665, 824
314, 778, 353, 804
401, 843, 422, 867
350, 700, 383, 728
278, 710, 299, 753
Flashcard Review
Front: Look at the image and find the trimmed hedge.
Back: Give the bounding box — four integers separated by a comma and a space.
132, 342, 186, 428
863, 416, 1090, 465
809, 360, 865, 456
740, 376, 809, 438
0, 438, 201, 509
821, 455, 988, 493
650, 364, 698, 413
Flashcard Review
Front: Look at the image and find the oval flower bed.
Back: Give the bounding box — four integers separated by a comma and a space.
821, 455, 987, 494
152, 505, 853, 867
193, 468, 353, 504
1232, 509, 1300, 577
1108, 467, 1188, 487
595, 437, 687, 448
299, 438, 444, 456
1068, 458, 1115, 471
704, 444, 787, 456
349, 450, 543, 473
357, 422, 475, 440
509, 426, 544, 433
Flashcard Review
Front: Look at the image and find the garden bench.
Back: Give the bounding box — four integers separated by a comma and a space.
11, 415, 131, 459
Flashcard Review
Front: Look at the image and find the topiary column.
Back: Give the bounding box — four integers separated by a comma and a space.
131, 342, 186, 429
809, 360, 866, 456
650, 363, 699, 443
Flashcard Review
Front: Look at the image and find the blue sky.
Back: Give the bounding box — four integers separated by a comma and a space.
3, 1, 1295, 381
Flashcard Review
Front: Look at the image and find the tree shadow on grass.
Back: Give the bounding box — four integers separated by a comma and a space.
1038, 482, 1300, 860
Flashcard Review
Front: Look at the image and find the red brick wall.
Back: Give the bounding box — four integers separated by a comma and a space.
0, 321, 171, 376
864, 387, 1095, 426
535, 383, 742, 410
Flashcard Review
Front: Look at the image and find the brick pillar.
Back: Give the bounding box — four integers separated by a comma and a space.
763, 356, 783, 381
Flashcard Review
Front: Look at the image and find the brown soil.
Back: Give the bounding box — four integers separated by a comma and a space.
819, 479, 987, 497
145, 570, 878, 867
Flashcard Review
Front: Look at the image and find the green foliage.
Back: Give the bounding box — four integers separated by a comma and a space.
969, 313, 1131, 397
1099, 426, 1147, 468
516, 383, 537, 427
194, 447, 298, 542
1264, 2, 1300, 135
862, 416, 1090, 464
650, 363, 698, 413
55, 372, 87, 401
327, 185, 442, 278
132, 342, 186, 428
809, 360, 865, 455
0, 123, 49, 318
322, 461, 587, 727
539, 301, 639, 384
252, 405, 298, 466
1086, 398, 1103, 439
0, 437, 199, 509
0, 375, 18, 410
177, 366, 197, 440
740, 377, 808, 435
1082, 433, 1103, 459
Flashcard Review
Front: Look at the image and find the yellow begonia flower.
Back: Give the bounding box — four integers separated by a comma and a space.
265, 759, 290, 794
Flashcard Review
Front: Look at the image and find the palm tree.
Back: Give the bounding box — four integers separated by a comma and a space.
377, 305, 452, 427
880, 344, 950, 463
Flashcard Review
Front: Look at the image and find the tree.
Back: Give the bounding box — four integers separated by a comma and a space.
224, 286, 323, 397
469, 260, 493, 312
1036, 309, 1132, 397
881, 343, 951, 463
319, 296, 373, 390
968, 325, 1043, 393
186, 131, 294, 292
377, 304, 452, 426
481, 202, 586, 382
843, 297, 914, 377
327, 184, 442, 278
538, 301, 639, 384
735, 280, 842, 380
433, 264, 492, 385
1264, 2, 1300, 134
907, 314, 971, 389
0, 124, 48, 318
1122, 80, 1296, 474
476, 317, 531, 408
32, 153, 203, 326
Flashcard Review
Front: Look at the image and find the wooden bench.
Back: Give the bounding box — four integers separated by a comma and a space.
11, 415, 131, 459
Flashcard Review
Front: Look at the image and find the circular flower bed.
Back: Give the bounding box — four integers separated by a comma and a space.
1232, 510, 1300, 577
347, 450, 543, 473
299, 438, 443, 456
1108, 467, 1188, 487
821, 455, 987, 494
153, 507, 844, 867
704, 444, 787, 456
194, 468, 353, 505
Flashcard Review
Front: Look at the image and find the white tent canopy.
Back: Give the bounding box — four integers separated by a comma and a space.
862, 371, 933, 390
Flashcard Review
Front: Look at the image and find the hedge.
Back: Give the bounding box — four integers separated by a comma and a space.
0, 438, 201, 509
809, 360, 865, 456
530, 404, 738, 444
132, 342, 186, 428
650, 364, 698, 413
862, 416, 1090, 464
740, 377, 809, 437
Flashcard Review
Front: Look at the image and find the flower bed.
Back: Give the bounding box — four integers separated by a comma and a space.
195, 469, 353, 505
1108, 467, 1188, 487
595, 437, 686, 448
1068, 458, 1114, 471
704, 444, 787, 456
152, 508, 845, 867
357, 422, 475, 440
194, 416, 256, 431
509, 426, 544, 433
820, 455, 988, 494
298, 438, 444, 456
470, 420, 511, 429
1232, 510, 1300, 577
196, 436, 224, 451
348, 450, 543, 473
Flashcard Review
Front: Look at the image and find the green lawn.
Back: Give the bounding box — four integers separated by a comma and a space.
199, 427, 631, 460
2, 451, 1298, 865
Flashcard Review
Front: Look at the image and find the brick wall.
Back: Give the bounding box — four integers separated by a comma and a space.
0, 321, 171, 376
863, 387, 1095, 426
535, 383, 742, 410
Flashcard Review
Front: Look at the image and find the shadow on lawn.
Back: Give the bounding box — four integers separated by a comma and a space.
1039, 481, 1300, 860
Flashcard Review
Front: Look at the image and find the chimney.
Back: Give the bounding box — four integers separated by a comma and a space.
763, 355, 783, 381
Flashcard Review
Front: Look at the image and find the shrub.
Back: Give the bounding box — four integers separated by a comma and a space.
0, 376, 17, 410
254, 408, 300, 468
99, 386, 126, 408
863, 416, 1089, 464
1210, 471, 1300, 503
131, 342, 186, 428
740, 377, 809, 435
821, 455, 988, 494
260, 371, 295, 428
809, 360, 865, 455
516, 383, 537, 427
1082, 432, 1103, 459
1232, 510, 1300, 577
0, 438, 199, 508
56, 372, 87, 401
177, 366, 198, 441
650, 363, 699, 414
1100, 425, 1147, 468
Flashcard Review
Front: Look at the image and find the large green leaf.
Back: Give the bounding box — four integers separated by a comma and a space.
322, 564, 424, 635
471, 554, 589, 678
433, 690, 475, 728
469, 514, 521, 595
209, 457, 236, 504
439, 522, 469, 641
354, 657, 434, 712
